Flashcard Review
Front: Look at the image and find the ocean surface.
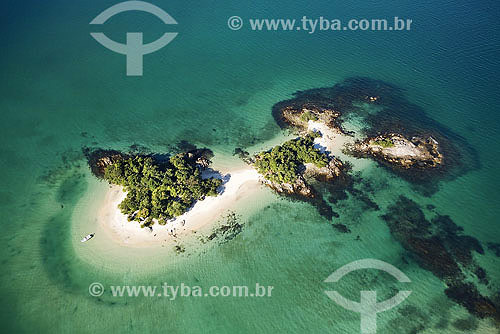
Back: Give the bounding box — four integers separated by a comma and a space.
0, 0, 499, 333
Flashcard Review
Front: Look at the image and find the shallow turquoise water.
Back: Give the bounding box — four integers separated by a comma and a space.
0, 0, 499, 333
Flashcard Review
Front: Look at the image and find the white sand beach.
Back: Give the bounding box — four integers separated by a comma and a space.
308, 120, 355, 156
308, 120, 375, 171
96, 166, 263, 247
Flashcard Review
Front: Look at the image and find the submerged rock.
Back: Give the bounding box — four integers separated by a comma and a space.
381, 196, 499, 322
445, 283, 499, 321
332, 223, 351, 233
233, 147, 253, 164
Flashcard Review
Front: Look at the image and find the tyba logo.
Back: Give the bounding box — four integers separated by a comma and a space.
324, 259, 412, 334
90, 1, 178, 76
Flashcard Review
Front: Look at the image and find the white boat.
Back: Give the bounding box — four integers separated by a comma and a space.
80, 233, 95, 243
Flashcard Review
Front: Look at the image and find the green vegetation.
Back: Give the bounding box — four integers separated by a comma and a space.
254, 134, 328, 184
103, 154, 222, 227
373, 138, 395, 148
300, 111, 319, 122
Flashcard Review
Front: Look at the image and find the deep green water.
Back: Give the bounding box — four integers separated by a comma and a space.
1, 0, 499, 333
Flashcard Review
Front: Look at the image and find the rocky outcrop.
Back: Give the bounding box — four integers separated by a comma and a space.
275, 96, 447, 174
261, 174, 313, 198
83, 148, 127, 178
259, 157, 345, 199
304, 157, 344, 181
279, 104, 345, 133
346, 133, 443, 169
268, 77, 481, 196
195, 156, 210, 168
186, 148, 214, 169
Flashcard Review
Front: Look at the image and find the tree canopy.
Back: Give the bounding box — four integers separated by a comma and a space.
103, 154, 222, 227
254, 134, 328, 184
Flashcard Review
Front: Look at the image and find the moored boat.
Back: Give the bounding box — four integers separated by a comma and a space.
80, 233, 95, 243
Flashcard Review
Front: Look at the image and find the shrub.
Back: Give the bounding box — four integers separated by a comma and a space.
373, 138, 395, 148
299, 111, 319, 122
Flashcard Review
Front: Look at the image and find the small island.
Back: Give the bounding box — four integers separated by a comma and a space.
252, 133, 344, 197
253, 133, 344, 197
346, 133, 443, 169
88, 149, 222, 228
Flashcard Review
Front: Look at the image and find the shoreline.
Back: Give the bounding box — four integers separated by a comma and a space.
308, 120, 355, 156
95, 165, 263, 247
307, 120, 373, 171
86, 119, 369, 249
92, 122, 366, 248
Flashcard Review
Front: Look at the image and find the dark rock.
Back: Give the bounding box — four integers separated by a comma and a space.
83, 148, 127, 178
452, 317, 478, 331
474, 267, 489, 285
233, 147, 249, 158
233, 147, 253, 163
206, 212, 244, 243
262, 175, 313, 198
487, 242, 500, 257
381, 196, 498, 321
332, 224, 351, 233
445, 283, 499, 320
176, 140, 197, 152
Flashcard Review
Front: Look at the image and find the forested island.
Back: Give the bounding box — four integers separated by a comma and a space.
253, 133, 345, 197
254, 133, 327, 183
87, 149, 222, 228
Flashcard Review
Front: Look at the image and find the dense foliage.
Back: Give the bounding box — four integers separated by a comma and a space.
300, 111, 318, 122
254, 134, 328, 184
103, 154, 222, 227
373, 138, 395, 148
